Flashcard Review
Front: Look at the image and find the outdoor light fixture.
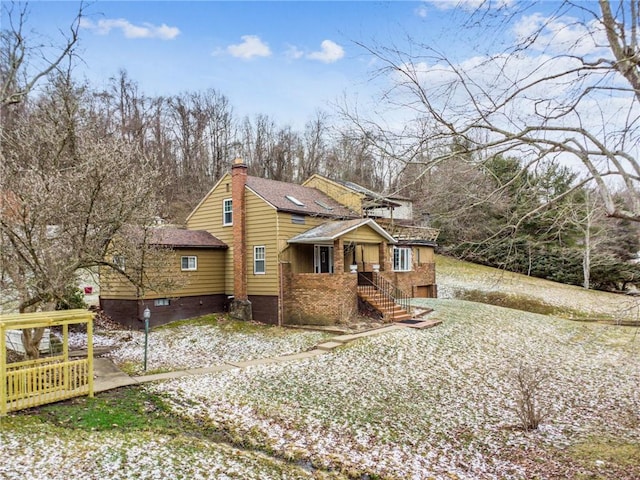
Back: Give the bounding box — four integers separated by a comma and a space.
143, 307, 151, 371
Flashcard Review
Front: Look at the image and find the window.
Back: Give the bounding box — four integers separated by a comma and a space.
223, 198, 233, 225
154, 298, 170, 307
113, 255, 126, 271
254, 246, 266, 274
393, 247, 412, 272
181, 256, 198, 271
291, 215, 305, 224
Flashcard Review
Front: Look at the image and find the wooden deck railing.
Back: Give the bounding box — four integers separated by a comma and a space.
5, 357, 90, 410
1, 309, 94, 415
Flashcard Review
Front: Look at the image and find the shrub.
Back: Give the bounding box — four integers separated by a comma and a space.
509, 362, 550, 431
56, 286, 87, 310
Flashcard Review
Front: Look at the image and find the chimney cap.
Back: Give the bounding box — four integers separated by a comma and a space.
233, 157, 245, 166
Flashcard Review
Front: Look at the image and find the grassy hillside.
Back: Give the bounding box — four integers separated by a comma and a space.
3, 261, 639, 479
436, 254, 638, 324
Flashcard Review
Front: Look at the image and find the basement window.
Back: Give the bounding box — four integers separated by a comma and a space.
181, 256, 198, 271
285, 195, 305, 207
154, 298, 170, 307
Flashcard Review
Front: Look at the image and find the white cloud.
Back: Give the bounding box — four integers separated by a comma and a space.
392, 48, 637, 153
80, 18, 180, 40
285, 44, 304, 60
513, 13, 608, 57
227, 35, 272, 59
307, 40, 345, 63
429, 0, 513, 11
415, 5, 428, 18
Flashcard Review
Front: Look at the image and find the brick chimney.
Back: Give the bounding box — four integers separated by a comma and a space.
230, 158, 252, 320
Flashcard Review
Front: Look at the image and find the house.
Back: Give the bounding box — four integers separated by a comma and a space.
101, 159, 438, 327
100, 227, 228, 328
303, 174, 439, 297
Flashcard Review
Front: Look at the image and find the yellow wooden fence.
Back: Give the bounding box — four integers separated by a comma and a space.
1, 309, 94, 415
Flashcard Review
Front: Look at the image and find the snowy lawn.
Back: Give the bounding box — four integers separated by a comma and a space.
0, 413, 340, 480
77, 315, 330, 375
150, 299, 640, 479
436, 254, 639, 322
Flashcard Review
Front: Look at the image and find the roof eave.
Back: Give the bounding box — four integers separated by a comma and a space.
150, 244, 228, 249
288, 218, 398, 245
287, 237, 334, 244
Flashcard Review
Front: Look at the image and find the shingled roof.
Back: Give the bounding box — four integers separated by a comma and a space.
288, 218, 397, 244
148, 227, 227, 249
246, 176, 357, 218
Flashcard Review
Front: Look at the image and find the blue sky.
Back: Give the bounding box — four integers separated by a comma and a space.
12, 1, 593, 132
14, 1, 471, 128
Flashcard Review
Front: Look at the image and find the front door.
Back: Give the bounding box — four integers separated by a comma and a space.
314, 245, 334, 273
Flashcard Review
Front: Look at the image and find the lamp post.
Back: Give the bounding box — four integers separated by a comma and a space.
143, 307, 151, 371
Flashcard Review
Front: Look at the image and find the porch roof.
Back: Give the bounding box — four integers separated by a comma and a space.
287, 218, 397, 244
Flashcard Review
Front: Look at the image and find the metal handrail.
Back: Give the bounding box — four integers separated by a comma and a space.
357, 272, 412, 317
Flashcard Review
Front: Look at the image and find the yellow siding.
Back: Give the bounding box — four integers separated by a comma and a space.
245, 190, 279, 295
276, 213, 326, 252
100, 249, 226, 300
168, 249, 226, 298
276, 213, 327, 247
186, 173, 234, 294
417, 246, 435, 264
355, 244, 379, 264
303, 176, 363, 214
276, 213, 326, 266
186, 173, 232, 232
342, 224, 386, 244
290, 244, 315, 273
100, 266, 137, 299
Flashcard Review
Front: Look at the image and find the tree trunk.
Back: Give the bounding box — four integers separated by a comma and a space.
21, 328, 45, 360
583, 208, 592, 290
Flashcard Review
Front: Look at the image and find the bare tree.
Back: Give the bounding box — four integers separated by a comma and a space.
297, 111, 330, 182
0, 1, 83, 107
0, 76, 166, 357
565, 189, 608, 289
351, 0, 640, 222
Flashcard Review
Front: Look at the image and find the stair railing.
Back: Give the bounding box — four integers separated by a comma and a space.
357, 272, 412, 317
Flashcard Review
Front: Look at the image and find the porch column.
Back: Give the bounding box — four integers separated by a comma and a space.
334, 238, 344, 273
379, 242, 391, 272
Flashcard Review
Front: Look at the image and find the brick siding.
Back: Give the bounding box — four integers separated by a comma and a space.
231, 160, 248, 301
380, 262, 437, 298
282, 269, 358, 325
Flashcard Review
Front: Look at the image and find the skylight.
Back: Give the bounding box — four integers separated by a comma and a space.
314, 199, 334, 211
285, 195, 305, 207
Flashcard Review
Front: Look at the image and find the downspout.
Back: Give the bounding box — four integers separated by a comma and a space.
278, 262, 284, 327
